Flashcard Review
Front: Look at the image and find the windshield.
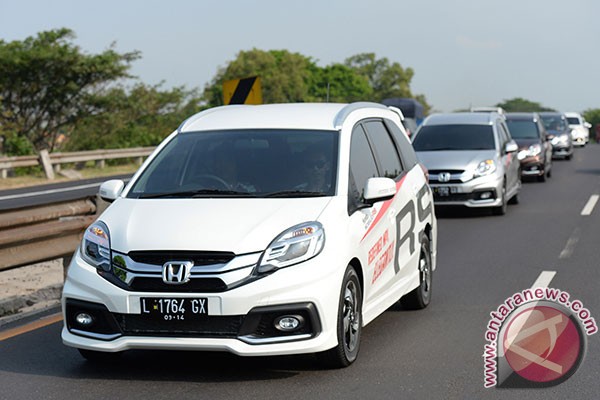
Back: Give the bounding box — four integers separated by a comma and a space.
127, 129, 338, 198
566, 117, 580, 125
412, 124, 495, 151
540, 115, 568, 131
506, 120, 540, 139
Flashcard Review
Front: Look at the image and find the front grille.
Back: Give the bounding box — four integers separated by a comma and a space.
128, 251, 235, 266
428, 170, 465, 184
115, 314, 244, 337
428, 169, 464, 175
129, 277, 228, 293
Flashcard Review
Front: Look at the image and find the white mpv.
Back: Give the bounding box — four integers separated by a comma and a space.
62, 102, 437, 367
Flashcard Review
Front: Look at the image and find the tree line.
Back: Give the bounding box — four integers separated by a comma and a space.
0, 28, 598, 157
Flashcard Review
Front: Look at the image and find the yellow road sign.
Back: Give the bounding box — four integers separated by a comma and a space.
223, 76, 262, 105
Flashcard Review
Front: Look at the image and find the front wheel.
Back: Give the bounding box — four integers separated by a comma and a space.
492, 182, 507, 216
318, 265, 362, 368
401, 234, 433, 310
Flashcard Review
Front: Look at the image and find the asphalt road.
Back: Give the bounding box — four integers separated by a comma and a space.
1, 145, 599, 399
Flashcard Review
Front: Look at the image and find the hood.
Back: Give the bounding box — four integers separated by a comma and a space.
416, 150, 497, 171
100, 197, 332, 254
514, 138, 540, 149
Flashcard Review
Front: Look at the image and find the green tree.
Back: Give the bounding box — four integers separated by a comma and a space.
344, 52, 430, 113
204, 49, 314, 106
306, 63, 372, 103
496, 98, 555, 112
0, 28, 139, 154
583, 108, 600, 141
66, 83, 203, 151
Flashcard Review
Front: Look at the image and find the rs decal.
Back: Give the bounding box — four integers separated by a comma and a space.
394, 184, 432, 273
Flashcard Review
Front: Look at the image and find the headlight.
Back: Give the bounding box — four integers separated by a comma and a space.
473, 159, 496, 177
552, 133, 569, 144
257, 222, 325, 273
81, 221, 111, 272
517, 144, 542, 160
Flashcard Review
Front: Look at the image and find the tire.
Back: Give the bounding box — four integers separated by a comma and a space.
78, 349, 122, 363
401, 234, 433, 310
318, 265, 362, 368
537, 173, 546, 182
492, 182, 507, 216
508, 191, 519, 205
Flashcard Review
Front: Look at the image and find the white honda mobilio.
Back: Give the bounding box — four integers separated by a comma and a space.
61, 102, 437, 368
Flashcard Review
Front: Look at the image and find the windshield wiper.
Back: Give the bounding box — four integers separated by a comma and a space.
139, 189, 255, 199
264, 190, 327, 198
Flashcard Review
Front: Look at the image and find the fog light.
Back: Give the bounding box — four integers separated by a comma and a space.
480, 191, 493, 200
75, 313, 94, 326
275, 315, 303, 332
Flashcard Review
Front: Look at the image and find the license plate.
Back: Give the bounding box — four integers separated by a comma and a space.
141, 297, 208, 321
434, 186, 458, 196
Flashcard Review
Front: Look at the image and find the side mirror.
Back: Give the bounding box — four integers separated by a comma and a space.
505, 140, 519, 154
584, 122, 592, 129
364, 177, 397, 205
99, 179, 125, 202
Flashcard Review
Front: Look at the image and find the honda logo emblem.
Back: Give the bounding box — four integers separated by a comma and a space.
438, 172, 451, 183
162, 261, 193, 285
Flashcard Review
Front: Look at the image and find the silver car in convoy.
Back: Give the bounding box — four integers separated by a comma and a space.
412, 112, 521, 215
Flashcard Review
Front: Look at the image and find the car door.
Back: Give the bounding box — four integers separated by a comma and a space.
353, 120, 416, 300
498, 120, 520, 193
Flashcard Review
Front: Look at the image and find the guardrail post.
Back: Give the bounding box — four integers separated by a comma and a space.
1, 169, 6, 179
39, 149, 55, 180
96, 160, 106, 169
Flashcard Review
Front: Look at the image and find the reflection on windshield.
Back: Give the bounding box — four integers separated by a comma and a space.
412, 124, 495, 151
127, 129, 338, 198
541, 116, 567, 131
506, 120, 539, 139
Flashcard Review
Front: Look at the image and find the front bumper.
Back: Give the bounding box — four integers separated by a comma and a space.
519, 157, 545, 177
552, 144, 573, 158
429, 174, 504, 208
61, 250, 342, 356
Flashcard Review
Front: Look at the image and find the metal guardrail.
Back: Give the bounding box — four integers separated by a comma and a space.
0, 198, 99, 273
0, 147, 154, 179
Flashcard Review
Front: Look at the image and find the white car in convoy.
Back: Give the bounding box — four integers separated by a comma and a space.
565, 112, 591, 146
62, 102, 437, 367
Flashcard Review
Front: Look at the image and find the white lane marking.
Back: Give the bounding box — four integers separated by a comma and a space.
559, 227, 580, 259
581, 194, 599, 216
0, 182, 101, 201
531, 271, 556, 289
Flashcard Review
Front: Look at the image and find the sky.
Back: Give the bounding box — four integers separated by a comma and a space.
1, 0, 599, 113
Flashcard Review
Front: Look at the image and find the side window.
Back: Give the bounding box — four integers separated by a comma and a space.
349, 125, 379, 212
538, 121, 547, 140
384, 119, 418, 170
363, 120, 403, 179
496, 121, 510, 148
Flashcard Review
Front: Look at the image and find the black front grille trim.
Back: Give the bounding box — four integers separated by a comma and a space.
128, 250, 235, 266
115, 314, 244, 338
130, 277, 228, 293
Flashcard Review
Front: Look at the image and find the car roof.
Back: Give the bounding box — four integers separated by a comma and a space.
564, 112, 582, 118
538, 112, 564, 117
505, 112, 540, 121
177, 102, 392, 133
422, 112, 498, 126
